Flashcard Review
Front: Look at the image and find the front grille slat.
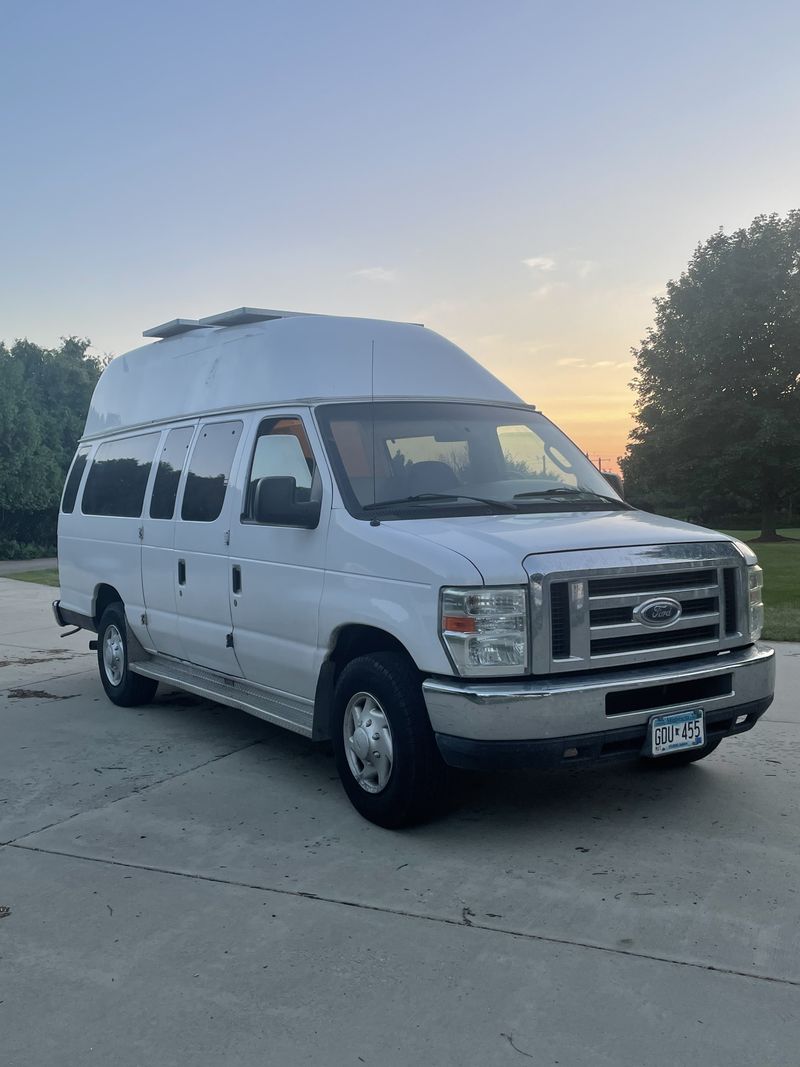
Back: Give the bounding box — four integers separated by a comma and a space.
591, 624, 719, 656
589, 612, 720, 642
588, 570, 716, 596
590, 596, 719, 628
550, 581, 571, 659
723, 568, 739, 634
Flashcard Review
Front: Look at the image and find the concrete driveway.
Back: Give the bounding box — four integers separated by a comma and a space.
1, 576, 799, 1066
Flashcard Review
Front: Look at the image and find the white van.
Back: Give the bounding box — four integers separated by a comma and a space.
54, 308, 775, 826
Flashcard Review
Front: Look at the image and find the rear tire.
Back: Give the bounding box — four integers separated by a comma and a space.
97, 603, 158, 707
642, 737, 722, 768
332, 652, 446, 828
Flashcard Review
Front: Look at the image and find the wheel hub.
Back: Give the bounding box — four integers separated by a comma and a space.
351, 726, 371, 761
102, 624, 124, 687
343, 691, 394, 794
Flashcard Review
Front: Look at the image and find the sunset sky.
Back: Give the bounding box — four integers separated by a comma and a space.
3, 1, 799, 470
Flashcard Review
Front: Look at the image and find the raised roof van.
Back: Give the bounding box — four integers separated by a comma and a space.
54, 308, 775, 826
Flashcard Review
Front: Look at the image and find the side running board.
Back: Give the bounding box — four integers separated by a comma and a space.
130, 655, 314, 737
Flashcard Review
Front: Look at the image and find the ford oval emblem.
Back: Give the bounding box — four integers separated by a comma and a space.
633, 597, 682, 628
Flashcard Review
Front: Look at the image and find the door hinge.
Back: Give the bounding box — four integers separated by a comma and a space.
140, 613, 148, 626
138, 525, 144, 541
224, 529, 230, 546
226, 632, 234, 648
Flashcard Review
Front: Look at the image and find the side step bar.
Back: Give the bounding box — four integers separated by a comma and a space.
130, 655, 314, 737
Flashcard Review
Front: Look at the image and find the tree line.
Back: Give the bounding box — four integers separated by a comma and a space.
0, 338, 101, 558
622, 211, 800, 542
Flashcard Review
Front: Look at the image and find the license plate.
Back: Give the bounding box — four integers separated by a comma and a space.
648, 708, 705, 756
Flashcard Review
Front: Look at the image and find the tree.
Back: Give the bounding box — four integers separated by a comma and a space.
621, 211, 800, 541
0, 337, 101, 555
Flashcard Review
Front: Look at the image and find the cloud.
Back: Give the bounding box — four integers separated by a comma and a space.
555, 358, 631, 370
531, 282, 566, 300
575, 259, 597, 279
522, 256, 556, 272
351, 266, 396, 282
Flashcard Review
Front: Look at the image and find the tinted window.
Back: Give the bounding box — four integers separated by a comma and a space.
82, 434, 159, 517
150, 427, 195, 519
181, 421, 243, 522
62, 448, 89, 513
244, 417, 318, 521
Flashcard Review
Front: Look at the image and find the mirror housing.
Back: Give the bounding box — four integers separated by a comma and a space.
602, 471, 624, 499
253, 476, 321, 528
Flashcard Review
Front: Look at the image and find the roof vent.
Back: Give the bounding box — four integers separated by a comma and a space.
198, 307, 310, 327
142, 318, 213, 339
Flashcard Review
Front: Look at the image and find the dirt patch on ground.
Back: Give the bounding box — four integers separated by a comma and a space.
0, 651, 77, 668
6, 688, 74, 700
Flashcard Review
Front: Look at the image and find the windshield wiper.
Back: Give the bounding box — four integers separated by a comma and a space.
363, 492, 517, 513
513, 487, 628, 507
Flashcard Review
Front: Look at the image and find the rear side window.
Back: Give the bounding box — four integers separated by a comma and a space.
181, 421, 243, 522
82, 433, 159, 517
150, 427, 195, 519
61, 448, 89, 513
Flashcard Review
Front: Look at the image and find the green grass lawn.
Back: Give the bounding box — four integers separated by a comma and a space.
5, 568, 60, 587
724, 529, 800, 642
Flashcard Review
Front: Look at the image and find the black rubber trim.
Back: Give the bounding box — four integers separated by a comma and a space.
53, 602, 96, 633
434, 697, 774, 771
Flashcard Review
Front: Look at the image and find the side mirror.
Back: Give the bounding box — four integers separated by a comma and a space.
602, 472, 624, 499
253, 476, 321, 528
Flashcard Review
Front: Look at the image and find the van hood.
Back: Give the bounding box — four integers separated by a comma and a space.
389, 509, 736, 585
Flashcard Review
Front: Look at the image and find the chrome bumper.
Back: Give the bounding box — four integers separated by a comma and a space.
422, 643, 775, 742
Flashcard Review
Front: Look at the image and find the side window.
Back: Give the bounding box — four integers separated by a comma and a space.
150, 426, 195, 519
81, 433, 160, 517
244, 417, 317, 521
61, 447, 89, 514
181, 421, 243, 522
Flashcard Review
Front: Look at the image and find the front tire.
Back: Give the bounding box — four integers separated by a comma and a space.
332, 652, 446, 828
97, 603, 158, 707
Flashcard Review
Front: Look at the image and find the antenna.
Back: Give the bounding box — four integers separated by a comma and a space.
370, 340, 377, 508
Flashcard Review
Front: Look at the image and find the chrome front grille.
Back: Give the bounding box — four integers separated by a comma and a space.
529, 542, 748, 674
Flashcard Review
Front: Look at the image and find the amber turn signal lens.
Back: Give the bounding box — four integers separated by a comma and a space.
442, 615, 477, 633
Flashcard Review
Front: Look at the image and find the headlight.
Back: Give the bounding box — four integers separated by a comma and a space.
440, 586, 528, 676
747, 564, 764, 641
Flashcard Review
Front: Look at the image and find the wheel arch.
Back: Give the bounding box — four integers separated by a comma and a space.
311, 623, 420, 741
93, 583, 123, 627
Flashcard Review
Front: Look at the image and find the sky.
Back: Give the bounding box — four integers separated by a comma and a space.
2, 0, 799, 470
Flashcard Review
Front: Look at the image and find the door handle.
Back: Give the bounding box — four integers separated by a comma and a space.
178, 559, 186, 585
232, 565, 242, 594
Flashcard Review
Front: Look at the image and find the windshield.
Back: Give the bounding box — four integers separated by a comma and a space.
315, 401, 626, 518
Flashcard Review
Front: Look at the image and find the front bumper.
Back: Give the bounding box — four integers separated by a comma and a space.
422, 643, 775, 769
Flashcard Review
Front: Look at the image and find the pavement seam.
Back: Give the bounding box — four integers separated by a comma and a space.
0, 668, 95, 693
8, 840, 800, 990
0, 739, 264, 846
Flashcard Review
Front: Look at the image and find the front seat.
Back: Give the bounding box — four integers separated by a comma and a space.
406, 460, 459, 495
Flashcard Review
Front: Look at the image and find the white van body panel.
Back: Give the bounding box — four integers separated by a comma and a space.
228, 409, 333, 702
84, 315, 523, 439
318, 509, 483, 678
140, 425, 196, 657
58, 440, 148, 626
385, 509, 733, 587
